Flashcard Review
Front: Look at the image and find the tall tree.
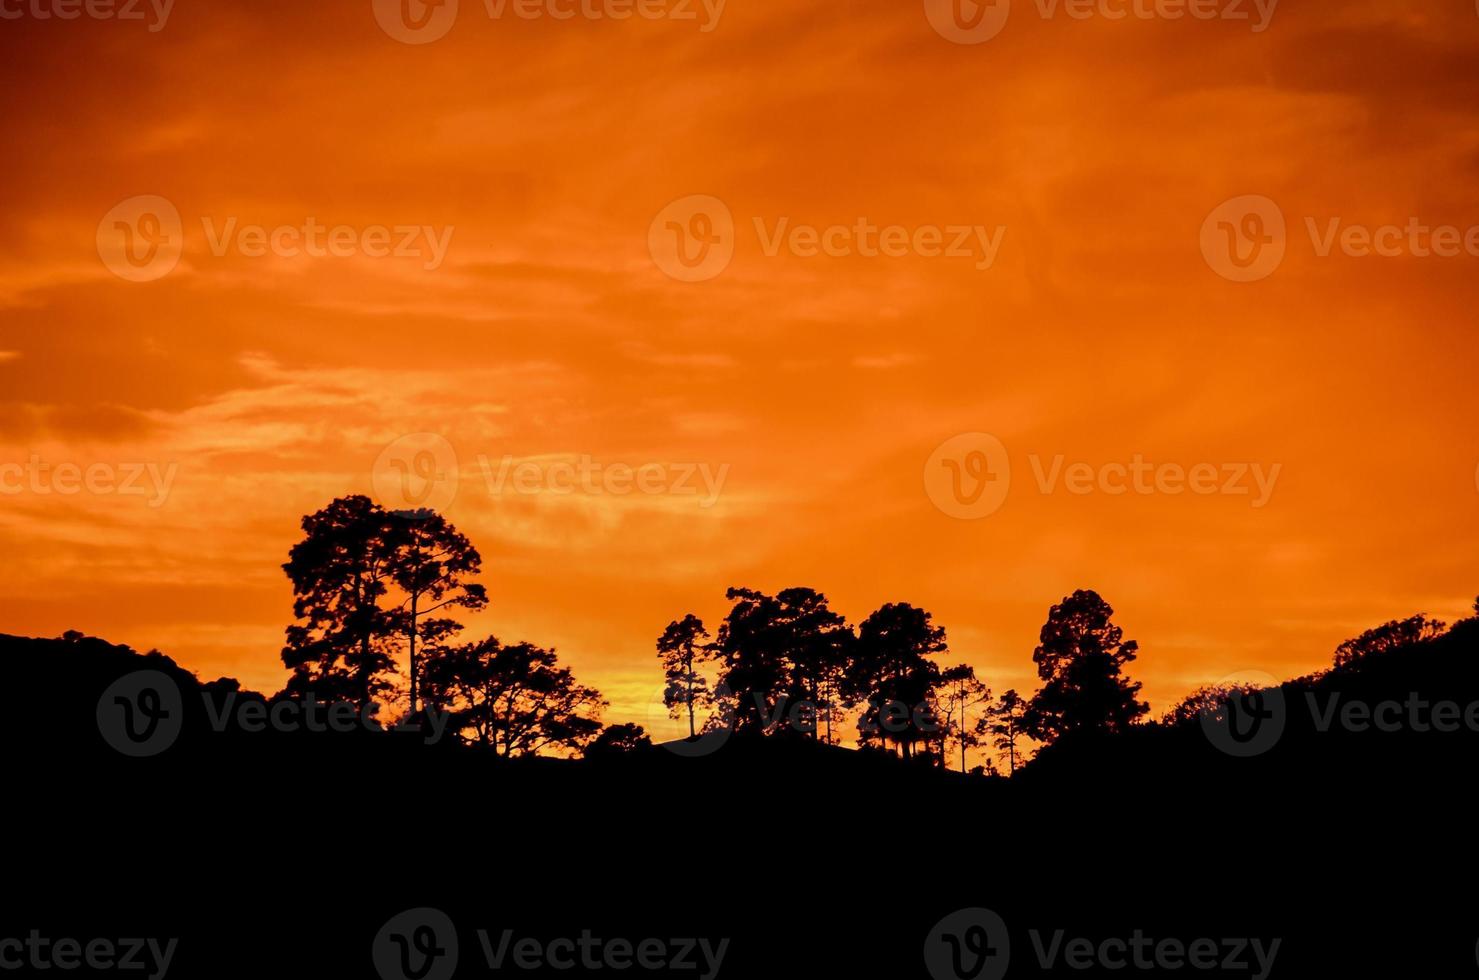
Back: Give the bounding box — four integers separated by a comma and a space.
421, 637, 605, 756
985, 688, 1030, 774
384, 510, 487, 718
773, 588, 853, 743
708, 586, 856, 740
939, 664, 991, 773
657, 614, 713, 738
712, 587, 793, 735
846, 603, 947, 759
1024, 590, 1148, 745
281, 495, 400, 706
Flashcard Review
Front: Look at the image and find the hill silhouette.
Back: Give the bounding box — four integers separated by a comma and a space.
6, 616, 1479, 976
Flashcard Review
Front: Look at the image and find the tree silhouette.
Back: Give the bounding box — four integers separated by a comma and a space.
281, 495, 400, 706
1159, 682, 1261, 727
773, 588, 852, 742
421, 637, 604, 757
1332, 613, 1447, 668
657, 614, 713, 738
703, 586, 857, 741
711, 588, 792, 735
985, 688, 1030, 774
585, 723, 652, 758
1024, 590, 1148, 744
384, 510, 487, 718
939, 664, 990, 773
846, 603, 946, 759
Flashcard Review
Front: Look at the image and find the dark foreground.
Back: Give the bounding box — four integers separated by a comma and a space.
5, 627, 1479, 978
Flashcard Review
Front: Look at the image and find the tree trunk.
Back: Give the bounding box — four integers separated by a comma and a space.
686, 654, 696, 738
408, 589, 418, 717
407, 533, 423, 719
960, 697, 966, 773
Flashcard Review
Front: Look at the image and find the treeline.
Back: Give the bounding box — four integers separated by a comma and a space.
655, 586, 1148, 774
277, 494, 1474, 773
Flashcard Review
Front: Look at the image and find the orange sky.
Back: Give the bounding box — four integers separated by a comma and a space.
3, 0, 1478, 747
